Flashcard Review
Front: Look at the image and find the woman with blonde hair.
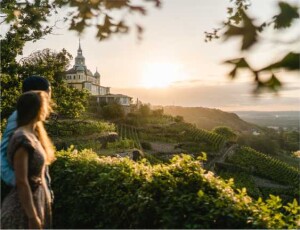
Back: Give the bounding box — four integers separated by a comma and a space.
1, 91, 55, 229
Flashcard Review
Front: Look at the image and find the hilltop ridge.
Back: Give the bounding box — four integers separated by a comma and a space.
160, 106, 258, 132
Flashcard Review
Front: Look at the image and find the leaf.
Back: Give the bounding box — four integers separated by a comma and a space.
136, 24, 144, 41
116, 21, 129, 33
103, 0, 129, 9
259, 52, 300, 71
129, 6, 147, 15
264, 74, 282, 90
240, 10, 258, 50
223, 25, 244, 37
96, 14, 115, 40
224, 58, 251, 68
228, 67, 237, 79
273, 2, 299, 29
223, 9, 258, 50
227, 7, 233, 15
69, 19, 86, 33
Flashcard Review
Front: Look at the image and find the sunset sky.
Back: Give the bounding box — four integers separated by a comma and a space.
19, 0, 300, 111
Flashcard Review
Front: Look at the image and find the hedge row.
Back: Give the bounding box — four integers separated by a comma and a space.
50, 148, 299, 229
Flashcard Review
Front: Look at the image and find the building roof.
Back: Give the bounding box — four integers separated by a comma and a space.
94, 69, 100, 78
95, 93, 132, 99
66, 68, 77, 74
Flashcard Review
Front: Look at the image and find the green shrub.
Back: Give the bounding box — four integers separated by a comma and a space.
212, 126, 237, 142
50, 149, 300, 229
141, 141, 152, 150
46, 120, 115, 137
217, 171, 262, 199
102, 103, 125, 119
106, 138, 135, 150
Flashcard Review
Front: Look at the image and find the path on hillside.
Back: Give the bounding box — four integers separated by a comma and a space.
207, 144, 238, 171
148, 142, 184, 154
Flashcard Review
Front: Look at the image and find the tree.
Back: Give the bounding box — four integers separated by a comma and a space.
212, 126, 237, 142
102, 103, 125, 120
0, 0, 56, 75
205, 0, 299, 92
0, 74, 22, 119
54, 85, 89, 118
138, 104, 151, 117
19, 48, 72, 84
237, 134, 280, 155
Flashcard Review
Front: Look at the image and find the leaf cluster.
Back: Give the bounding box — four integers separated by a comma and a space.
51, 0, 161, 40
205, 0, 300, 92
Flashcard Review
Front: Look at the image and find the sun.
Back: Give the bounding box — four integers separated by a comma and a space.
141, 62, 184, 88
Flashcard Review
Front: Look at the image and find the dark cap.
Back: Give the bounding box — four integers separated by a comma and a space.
22, 76, 51, 93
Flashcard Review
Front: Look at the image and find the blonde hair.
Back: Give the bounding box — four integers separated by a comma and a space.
36, 121, 55, 165
17, 91, 56, 164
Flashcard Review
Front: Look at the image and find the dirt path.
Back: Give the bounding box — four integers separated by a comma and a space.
208, 144, 238, 171
148, 142, 184, 153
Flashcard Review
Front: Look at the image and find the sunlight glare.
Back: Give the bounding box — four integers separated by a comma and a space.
141, 62, 185, 88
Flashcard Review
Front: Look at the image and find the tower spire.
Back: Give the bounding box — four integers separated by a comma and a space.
74, 39, 85, 68
78, 38, 82, 52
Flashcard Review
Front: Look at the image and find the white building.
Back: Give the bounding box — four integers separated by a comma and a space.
64, 41, 132, 106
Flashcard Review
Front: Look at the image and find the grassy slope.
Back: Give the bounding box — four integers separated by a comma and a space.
162, 106, 259, 132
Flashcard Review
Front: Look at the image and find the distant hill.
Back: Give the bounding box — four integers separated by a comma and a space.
161, 106, 258, 132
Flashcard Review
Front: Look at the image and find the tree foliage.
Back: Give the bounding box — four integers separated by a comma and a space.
212, 126, 237, 142
0, 0, 56, 75
205, 0, 300, 92
237, 134, 280, 155
102, 102, 125, 120
138, 104, 151, 117
0, 74, 22, 119
0, 0, 161, 44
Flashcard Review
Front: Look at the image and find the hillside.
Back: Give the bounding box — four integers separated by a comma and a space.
161, 106, 258, 132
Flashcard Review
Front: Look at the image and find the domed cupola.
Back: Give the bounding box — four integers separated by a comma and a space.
94, 68, 100, 78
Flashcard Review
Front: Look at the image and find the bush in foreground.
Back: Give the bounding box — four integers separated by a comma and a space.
50, 149, 299, 229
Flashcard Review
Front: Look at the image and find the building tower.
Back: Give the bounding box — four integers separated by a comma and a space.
94, 68, 101, 85
74, 39, 86, 69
